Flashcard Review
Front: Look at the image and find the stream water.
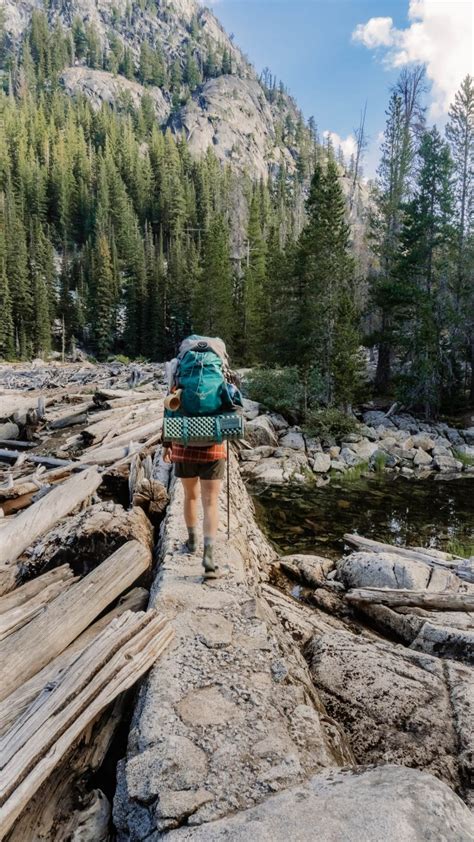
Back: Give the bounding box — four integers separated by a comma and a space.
250, 475, 474, 560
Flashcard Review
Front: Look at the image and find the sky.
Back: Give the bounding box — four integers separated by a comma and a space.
201, 0, 474, 177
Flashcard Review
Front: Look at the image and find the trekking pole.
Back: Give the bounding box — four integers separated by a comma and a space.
226, 439, 230, 540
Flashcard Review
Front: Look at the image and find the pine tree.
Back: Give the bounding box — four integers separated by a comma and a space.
396, 127, 455, 417
290, 159, 357, 408
369, 67, 426, 392
0, 195, 14, 358
92, 234, 114, 360
446, 75, 474, 402
243, 190, 267, 363
193, 215, 233, 343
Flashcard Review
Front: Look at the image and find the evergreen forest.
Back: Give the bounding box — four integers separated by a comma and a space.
0, 11, 473, 419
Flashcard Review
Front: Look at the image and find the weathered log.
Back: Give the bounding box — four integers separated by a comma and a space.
49, 411, 89, 430
6, 706, 118, 842
14, 502, 153, 580
0, 572, 78, 641
0, 440, 37, 451
0, 610, 173, 837
0, 539, 151, 701
88, 418, 163, 452
0, 393, 43, 421
0, 466, 102, 571
343, 534, 463, 565
0, 565, 74, 614
345, 587, 474, 612
0, 587, 148, 736
0, 465, 74, 502
0, 450, 81, 470
343, 534, 474, 583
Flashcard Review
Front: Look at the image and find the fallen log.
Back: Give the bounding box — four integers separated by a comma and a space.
343, 534, 464, 566
0, 587, 148, 736
0, 450, 82, 470
0, 465, 74, 502
0, 572, 78, 641
49, 411, 89, 430
6, 703, 120, 841
0, 440, 37, 450
0, 565, 74, 614
0, 466, 102, 573
0, 393, 44, 421
0, 610, 173, 837
14, 502, 153, 580
0, 539, 151, 702
345, 587, 474, 612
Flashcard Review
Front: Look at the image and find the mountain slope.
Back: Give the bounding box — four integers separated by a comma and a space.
1, 0, 311, 177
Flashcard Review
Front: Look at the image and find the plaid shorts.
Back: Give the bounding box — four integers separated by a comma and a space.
174, 459, 225, 480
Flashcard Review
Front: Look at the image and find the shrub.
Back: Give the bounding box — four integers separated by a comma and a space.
304, 407, 359, 440
243, 367, 304, 417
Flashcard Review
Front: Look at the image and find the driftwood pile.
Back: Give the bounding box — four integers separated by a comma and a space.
0, 363, 172, 840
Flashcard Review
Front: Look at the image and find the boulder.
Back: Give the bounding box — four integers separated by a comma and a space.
353, 440, 378, 461
312, 453, 331, 473
434, 453, 462, 473
456, 444, 474, 459
240, 458, 285, 485
279, 554, 335, 587
462, 427, 474, 445
307, 631, 469, 797
369, 449, 398, 469
330, 460, 346, 472
363, 410, 392, 428
446, 428, 464, 446
304, 435, 322, 455
267, 412, 289, 432
413, 448, 433, 467
411, 432, 436, 451
168, 765, 474, 842
336, 550, 459, 591
278, 429, 306, 450
245, 416, 278, 448
340, 447, 358, 467
241, 398, 260, 420
328, 446, 340, 459
359, 425, 378, 441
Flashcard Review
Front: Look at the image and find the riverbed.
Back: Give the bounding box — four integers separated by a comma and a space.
250, 475, 474, 560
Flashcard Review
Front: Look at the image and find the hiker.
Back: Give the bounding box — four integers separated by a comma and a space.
162, 336, 242, 579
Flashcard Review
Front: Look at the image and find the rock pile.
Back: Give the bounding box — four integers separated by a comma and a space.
239, 400, 474, 485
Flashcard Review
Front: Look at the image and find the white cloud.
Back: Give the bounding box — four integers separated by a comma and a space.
352, 17, 394, 48
352, 0, 473, 117
323, 130, 357, 161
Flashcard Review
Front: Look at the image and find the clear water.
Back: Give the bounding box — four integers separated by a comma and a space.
250, 475, 474, 560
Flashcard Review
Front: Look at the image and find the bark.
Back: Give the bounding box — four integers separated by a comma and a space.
0, 539, 152, 702
0, 467, 102, 571
345, 587, 474, 611
0, 610, 173, 838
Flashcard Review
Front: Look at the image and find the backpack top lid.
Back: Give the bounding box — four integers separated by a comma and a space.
178, 335, 228, 367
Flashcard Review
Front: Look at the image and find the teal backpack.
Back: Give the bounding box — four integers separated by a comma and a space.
170, 336, 241, 417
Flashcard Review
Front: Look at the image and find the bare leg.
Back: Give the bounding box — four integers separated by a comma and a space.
200, 478, 222, 539
180, 477, 200, 552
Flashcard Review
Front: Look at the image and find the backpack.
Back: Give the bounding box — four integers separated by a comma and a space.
171, 335, 241, 417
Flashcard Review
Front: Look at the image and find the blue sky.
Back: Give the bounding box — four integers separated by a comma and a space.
205, 0, 473, 177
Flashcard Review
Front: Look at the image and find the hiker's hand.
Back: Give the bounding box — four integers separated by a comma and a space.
162, 446, 172, 463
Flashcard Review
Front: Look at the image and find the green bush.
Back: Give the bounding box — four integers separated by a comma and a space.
243, 367, 304, 416
304, 407, 359, 440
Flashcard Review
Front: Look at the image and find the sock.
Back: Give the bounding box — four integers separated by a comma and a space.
186, 526, 198, 552
203, 537, 216, 570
